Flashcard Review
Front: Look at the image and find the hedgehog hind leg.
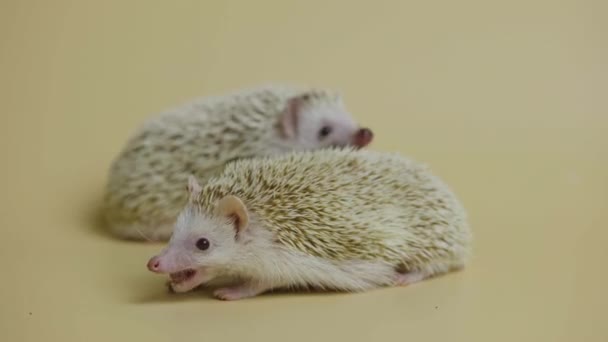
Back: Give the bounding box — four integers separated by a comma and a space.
394, 260, 463, 286
393, 263, 436, 286
394, 271, 428, 286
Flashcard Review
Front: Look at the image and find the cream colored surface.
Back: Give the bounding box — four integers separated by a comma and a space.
1, 1, 606, 341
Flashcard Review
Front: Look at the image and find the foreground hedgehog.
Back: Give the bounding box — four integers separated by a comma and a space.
146, 148, 472, 301
104, 85, 373, 241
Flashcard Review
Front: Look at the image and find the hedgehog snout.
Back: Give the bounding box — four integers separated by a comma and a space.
147, 255, 163, 273
353, 128, 373, 148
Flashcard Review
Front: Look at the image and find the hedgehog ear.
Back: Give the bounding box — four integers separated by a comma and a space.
215, 195, 249, 235
186, 175, 202, 203
279, 94, 309, 139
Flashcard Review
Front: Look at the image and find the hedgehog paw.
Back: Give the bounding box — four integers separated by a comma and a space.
213, 283, 266, 301
395, 271, 426, 286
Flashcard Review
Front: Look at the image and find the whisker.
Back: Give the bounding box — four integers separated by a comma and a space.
133, 224, 155, 242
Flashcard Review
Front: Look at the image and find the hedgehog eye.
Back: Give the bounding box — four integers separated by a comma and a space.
318, 126, 332, 139
195, 238, 210, 251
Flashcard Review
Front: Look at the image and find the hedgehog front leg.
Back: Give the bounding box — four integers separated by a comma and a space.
213, 281, 271, 301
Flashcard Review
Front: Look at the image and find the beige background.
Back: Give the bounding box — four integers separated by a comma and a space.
1, 0, 606, 341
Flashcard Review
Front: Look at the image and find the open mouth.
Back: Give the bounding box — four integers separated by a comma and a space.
169, 269, 196, 284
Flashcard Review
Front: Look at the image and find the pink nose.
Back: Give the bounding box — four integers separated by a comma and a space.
353, 128, 373, 147
147, 256, 162, 273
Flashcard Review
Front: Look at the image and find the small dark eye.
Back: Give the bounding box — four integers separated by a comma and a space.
196, 238, 210, 251
318, 126, 332, 139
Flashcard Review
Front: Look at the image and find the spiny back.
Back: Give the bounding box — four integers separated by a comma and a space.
195, 148, 470, 267
121, 84, 339, 163
105, 85, 340, 225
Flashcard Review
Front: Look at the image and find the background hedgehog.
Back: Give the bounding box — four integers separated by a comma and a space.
146, 148, 471, 301
103, 85, 373, 241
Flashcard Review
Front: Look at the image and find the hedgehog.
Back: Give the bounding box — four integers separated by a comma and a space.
103, 84, 373, 241
146, 148, 472, 301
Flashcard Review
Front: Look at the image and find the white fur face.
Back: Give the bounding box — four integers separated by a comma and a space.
279, 95, 372, 151
295, 102, 361, 149
146, 202, 242, 292
166, 204, 240, 271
